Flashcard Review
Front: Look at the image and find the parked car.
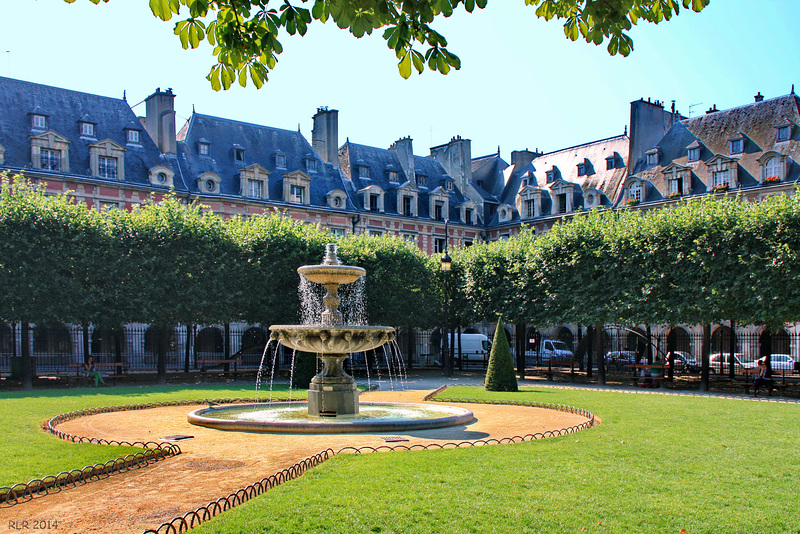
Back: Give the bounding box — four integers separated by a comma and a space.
755, 354, 795, 372
540, 339, 574, 362
605, 351, 637, 370
667, 351, 700, 373
709, 353, 746, 373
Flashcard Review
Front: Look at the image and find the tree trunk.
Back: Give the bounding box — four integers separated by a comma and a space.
666, 328, 676, 380
515, 323, 526, 379
157, 326, 168, 385
700, 324, 710, 392
586, 325, 593, 380
114, 327, 123, 375
727, 320, 736, 380
184, 323, 192, 373
224, 323, 231, 373
21, 322, 32, 391
595, 322, 605, 385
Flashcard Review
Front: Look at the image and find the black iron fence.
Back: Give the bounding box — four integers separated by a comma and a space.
1, 321, 797, 379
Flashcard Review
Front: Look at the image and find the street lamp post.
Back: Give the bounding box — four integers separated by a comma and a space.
441, 220, 452, 377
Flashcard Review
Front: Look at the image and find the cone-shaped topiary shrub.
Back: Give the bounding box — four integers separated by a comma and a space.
485, 317, 518, 391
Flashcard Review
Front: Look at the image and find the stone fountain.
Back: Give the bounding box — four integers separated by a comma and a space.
187, 243, 474, 433
268, 244, 395, 417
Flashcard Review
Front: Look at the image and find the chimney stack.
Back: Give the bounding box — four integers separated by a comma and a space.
144, 88, 177, 155
754, 92, 764, 102
312, 107, 339, 166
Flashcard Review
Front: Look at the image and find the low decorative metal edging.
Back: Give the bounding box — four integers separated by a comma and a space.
1, 397, 294, 507
140, 394, 596, 534
141, 448, 335, 534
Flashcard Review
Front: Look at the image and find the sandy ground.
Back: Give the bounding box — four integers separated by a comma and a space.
2, 388, 591, 534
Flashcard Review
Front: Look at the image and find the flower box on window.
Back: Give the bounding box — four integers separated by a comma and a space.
667, 192, 682, 199
764, 175, 780, 184
712, 184, 730, 193
626, 198, 640, 207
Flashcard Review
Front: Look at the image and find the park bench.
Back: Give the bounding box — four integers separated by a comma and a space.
545, 361, 580, 380
737, 367, 789, 396
197, 358, 243, 374
66, 361, 128, 386
630, 364, 668, 388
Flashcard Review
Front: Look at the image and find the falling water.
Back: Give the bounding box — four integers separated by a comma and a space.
299, 277, 325, 325
339, 275, 367, 325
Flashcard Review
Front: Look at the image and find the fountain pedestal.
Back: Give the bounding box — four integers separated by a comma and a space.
307, 354, 359, 416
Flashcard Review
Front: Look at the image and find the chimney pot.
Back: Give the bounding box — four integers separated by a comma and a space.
754, 92, 764, 102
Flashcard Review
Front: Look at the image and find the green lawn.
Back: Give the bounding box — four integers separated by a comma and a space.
0, 383, 305, 487
189, 386, 800, 534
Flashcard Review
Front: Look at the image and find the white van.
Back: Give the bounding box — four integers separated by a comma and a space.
539, 339, 574, 362
455, 333, 491, 361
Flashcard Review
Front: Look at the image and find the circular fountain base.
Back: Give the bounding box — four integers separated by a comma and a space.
188, 401, 474, 434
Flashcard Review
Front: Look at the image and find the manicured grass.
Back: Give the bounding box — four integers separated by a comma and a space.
191, 386, 800, 534
0, 383, 305, 487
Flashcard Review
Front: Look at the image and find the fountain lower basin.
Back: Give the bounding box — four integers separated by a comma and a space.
188, 401, 475, 433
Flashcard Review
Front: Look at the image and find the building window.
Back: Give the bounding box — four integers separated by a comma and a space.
369, 230, 383, 237
40, 148, 61, 171
291, 185, 304, 204
306, 159, 317, 172
629, 182, 642, 202
403, 196, 413, 217
369, 194, 379, 211
712, 170, 729, 188
586, 193, 595, 206
127, 130, 140, 144
764, 157, 780, 181
233, 147, 245, 162
525, 200, 535, 218
416, 174, 427, 187
445, 180, 453, 191
199, 143, 210, 156
556, 193, 567, 214
605, 157, 614, 170
434, 201, 444, 221
729, 138, 743, 155
98, 156, 118, 179
688, 147, 700, 162
777, 125, 791, 142
358, 166, 370, 179
32, 115, 46, 129
275, 153, 286, 168
434, 238, 446, 254
646, 151, 658, 166
668, 179, 682, 195
545, 170, 555, 183
329, 228, 345, 237
403, 234, 417, 245
333, 196, 343, 208
80, 123, 95, 137
389, 171, 399, 182
465, 207, 474, 224
205, 179, 216, 192
247, 179, 263, 198
577, 163, 586, 176
156, 172, 168, 184
99, 201, 120, 210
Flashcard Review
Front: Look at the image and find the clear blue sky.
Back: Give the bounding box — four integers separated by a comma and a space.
3, 1, 798, 159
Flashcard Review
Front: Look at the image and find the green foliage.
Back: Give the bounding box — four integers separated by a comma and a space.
484, 317, 518, 391
66, 0, 706, 89
337, 234, 438, 328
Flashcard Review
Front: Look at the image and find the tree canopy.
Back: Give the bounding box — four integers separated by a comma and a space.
67, 0, 709, 89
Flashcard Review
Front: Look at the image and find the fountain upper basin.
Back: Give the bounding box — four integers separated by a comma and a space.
298, 264, 365, 286
269, 324, 395, 354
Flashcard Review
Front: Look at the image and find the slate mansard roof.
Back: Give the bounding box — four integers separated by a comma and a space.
176, 113, 351, 208
630, 93, 800, 200
0, 76, 171, 187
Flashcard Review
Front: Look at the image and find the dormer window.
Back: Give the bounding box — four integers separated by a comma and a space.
403, 196, 413, 216
545, 170, 555, 183
198, 172, 221, 193
729, 137, 744, 155
98, 156, 117, 179
629, 181, 642, 202
776, 125, 792, 142
275, 152, 286, 168
358, 166, 370, 179
149, 165, 175, 187
465, 207, 474, 224
445, 180, 453, 191
388, 170, 399, 182
646, 149, 659, 167
233, 145, 245, 162
688, 147, 700, 162
198, 140, 210, 156
126, 129, 140, 144
80, 122, 95, 138
89, 139, 126, 181
32, 114, 47, 130
577, 163, 586, 176
605, 156, 614, 170
40, 148, 61, 171
757, 151, 787, 184
416, 174, 427, 187
305, 158, 318, 172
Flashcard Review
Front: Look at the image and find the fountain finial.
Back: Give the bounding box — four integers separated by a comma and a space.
323, 243, 341, 266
